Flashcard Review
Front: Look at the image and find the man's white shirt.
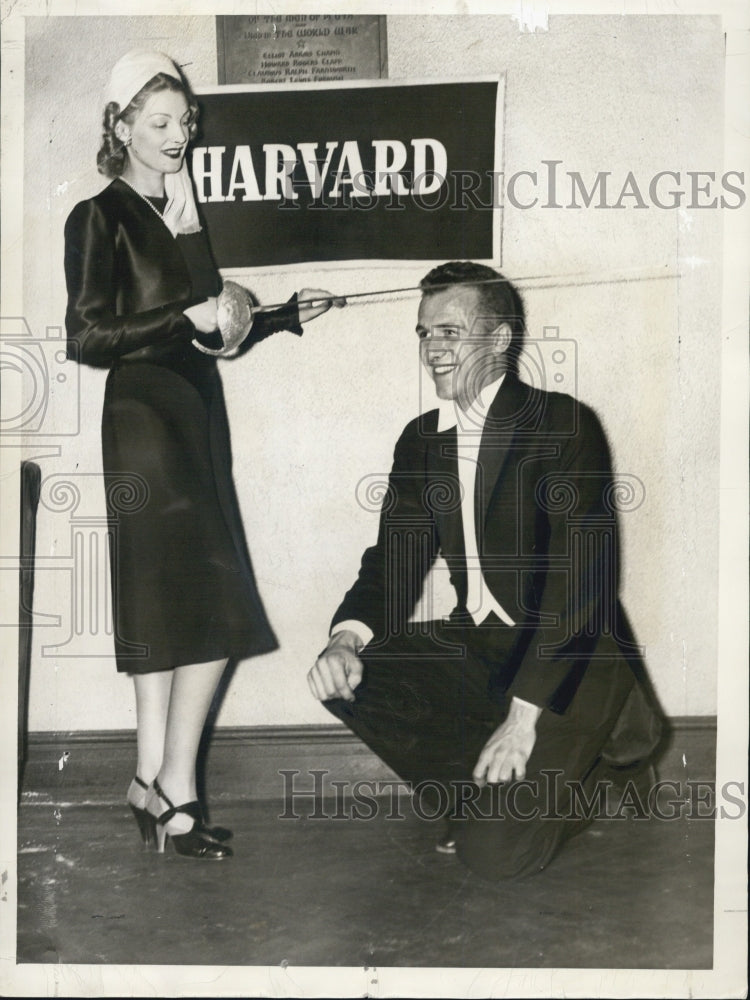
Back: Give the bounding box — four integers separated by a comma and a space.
335, 374, 516, 644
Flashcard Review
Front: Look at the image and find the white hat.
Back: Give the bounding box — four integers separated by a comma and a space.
106, 48, 181, 112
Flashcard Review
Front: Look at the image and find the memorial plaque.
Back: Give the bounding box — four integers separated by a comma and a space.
216, 14, 388, 85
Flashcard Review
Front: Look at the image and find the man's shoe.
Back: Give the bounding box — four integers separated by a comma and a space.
435, 832, 457, 854
435, 834, 456, 854
435, 818, 458, 854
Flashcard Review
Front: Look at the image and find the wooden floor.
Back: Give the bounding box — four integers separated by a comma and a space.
17, 795, 713, 969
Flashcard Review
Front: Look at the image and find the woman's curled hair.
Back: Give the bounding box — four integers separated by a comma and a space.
96, 72, 199, 178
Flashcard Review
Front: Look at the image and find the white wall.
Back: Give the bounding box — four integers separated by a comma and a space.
22, 14, 724, 729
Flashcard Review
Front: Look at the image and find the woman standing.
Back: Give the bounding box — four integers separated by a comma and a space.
64, 49, 341, 860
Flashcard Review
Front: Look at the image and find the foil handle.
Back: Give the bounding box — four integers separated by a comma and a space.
192, 280, 258, 358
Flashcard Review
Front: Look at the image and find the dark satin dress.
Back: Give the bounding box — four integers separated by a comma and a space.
64, 177, 300, 673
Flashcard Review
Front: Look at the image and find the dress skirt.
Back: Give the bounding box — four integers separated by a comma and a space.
102, 356, 278, 673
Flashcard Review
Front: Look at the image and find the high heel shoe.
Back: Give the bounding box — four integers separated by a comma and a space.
150, 779, 232, 860
132, 776, 232, 844
128, 776, 156, 846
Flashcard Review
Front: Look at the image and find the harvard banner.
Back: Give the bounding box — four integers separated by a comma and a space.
193, 78, 503, 268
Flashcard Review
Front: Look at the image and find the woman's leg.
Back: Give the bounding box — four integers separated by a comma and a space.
147, 658, 228, 833
128, 670, 173, 809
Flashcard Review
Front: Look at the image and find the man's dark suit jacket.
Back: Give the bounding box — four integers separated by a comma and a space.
332, 374, 661, 758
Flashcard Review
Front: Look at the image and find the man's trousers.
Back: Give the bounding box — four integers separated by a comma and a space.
324, 620, 635, 880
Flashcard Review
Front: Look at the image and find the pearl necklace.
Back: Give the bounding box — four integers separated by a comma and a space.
120, 177, 171, 230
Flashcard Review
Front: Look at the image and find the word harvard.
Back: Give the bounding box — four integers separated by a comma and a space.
191, 140, 448, 202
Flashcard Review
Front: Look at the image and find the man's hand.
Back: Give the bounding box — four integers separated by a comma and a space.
473, 698, 543, 785
297, 288, 346, 325
307, 630, 364, 703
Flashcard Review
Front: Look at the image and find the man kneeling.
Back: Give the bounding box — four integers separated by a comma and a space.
308, 261, 660, 880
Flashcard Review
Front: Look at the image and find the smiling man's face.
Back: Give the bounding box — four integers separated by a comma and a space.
417, 284, 508, 410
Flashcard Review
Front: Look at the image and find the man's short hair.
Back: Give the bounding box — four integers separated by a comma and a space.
419, 261, 526, 375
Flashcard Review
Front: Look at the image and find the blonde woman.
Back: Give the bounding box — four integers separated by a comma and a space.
64, 49, 340, 859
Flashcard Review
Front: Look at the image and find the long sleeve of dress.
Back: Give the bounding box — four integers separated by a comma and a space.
234, 295, 303, 355
64, 199, 198, 367
252, 295, 303, 339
